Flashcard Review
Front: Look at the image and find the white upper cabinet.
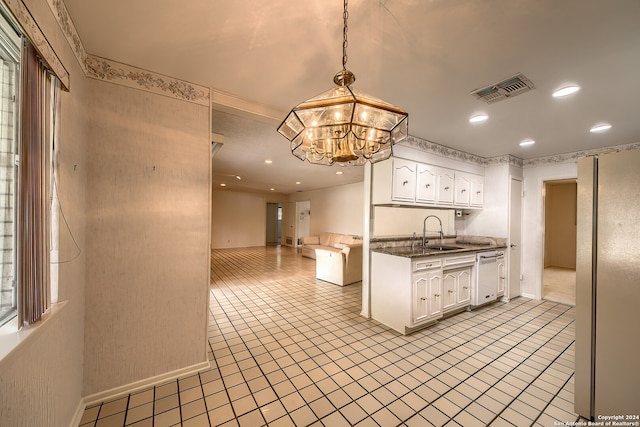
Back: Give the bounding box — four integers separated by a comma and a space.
372, 157, 483, 209
416, 163, 437, 203
454, 172, 471, 206
470, 174, 484, 207
391, 158, 417, 201
437, 168, 455, 205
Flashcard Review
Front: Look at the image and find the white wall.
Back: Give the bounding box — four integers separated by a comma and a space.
0, 0, 87, 425
84, 79, 211, 395
457, 163, 523, 238
373, 207, 455, 237
212, 190, 271, 248
521, 162, 577, 298
288, 182, 364, 236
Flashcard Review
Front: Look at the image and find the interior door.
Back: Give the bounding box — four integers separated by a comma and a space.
508, 177, 523, 299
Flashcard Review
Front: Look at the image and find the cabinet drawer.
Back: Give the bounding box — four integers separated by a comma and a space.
413, 258, 442, 272
443, 254, 476, 268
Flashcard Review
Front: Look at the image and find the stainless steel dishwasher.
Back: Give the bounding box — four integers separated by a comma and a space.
473, 250, 500, 306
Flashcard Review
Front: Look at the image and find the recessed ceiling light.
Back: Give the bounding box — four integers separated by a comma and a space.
590, 123, 612, 133
552, 85, 580, 98
336, 171, 343, 175
220, 183, 226, 187
270, 188, 275, 191
296, 181, 301, 185
235, 175, 241, 180
264, 160, 272, 164
519, 139, 535, 147
469, 114, 489, 123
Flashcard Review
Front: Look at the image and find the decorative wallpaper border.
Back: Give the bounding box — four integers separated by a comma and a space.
400, 135, 488, 166
46, 0, 87, 74
522, 142, 640, 167
86, 55, 210, 106
3, 0, 70, 89
44, 0, 210, 106
485, 154, 524, 168
404, 133, 640, 169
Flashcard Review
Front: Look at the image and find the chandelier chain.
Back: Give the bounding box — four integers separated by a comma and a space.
342, 0, 349, 70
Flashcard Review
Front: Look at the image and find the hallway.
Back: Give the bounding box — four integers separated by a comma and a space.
543, 267, 576, 306
80, 246, 580, 426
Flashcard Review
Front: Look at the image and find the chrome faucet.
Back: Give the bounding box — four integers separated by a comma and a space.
423, 215, 444, 247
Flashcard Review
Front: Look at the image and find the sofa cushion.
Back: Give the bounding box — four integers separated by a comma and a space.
339, 235, 356, 245
318, 232, 332, 246
328, 233, 343, 247
302, 235, 319, 245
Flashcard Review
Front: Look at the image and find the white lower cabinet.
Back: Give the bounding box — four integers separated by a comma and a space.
413, 269, 442, 324
457, 268, 472, 305
442, 267, 472, 312
371, 251, 476, 335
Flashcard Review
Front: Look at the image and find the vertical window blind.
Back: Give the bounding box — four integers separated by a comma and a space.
17, 40, 58, 326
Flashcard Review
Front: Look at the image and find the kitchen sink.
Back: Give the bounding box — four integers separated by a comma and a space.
425, 245, 462, 251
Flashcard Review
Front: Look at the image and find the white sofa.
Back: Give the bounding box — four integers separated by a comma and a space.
300, 232, 363, 286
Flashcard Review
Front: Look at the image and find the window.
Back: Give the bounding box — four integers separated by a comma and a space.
0, 11, 20, 326
0, 7, 60, 329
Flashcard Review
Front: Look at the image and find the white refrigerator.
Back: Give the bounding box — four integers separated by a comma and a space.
575, 150, 640, 419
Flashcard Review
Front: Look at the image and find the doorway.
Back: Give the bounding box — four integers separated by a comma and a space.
266, 203, 282, 246
543, 180, 577, 305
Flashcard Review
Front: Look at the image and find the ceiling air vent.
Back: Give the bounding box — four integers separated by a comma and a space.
471, 73, 535, 104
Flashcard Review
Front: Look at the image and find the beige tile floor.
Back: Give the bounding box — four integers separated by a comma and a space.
542, 267, 576, 306
80, 246, 584, 426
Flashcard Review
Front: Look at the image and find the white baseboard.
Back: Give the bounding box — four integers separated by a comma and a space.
69, 398, 87, 427
521, 292, 537, 299
70, 359, 210, 427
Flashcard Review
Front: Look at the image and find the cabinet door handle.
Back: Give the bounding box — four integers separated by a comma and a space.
463, 286, 468, 290
420, 297, 427, 301
448, 290, 454, 294
477, 191, 481, 194
425, 184, 430, 188
403, 180, 409, 186
444, 186, 450, 191
461, 189, 466, 193
434, 294, 440, 297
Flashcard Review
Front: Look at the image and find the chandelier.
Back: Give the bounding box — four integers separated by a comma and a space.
277, 0, 409, 166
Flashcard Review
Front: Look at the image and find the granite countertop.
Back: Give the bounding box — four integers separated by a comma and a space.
371, 237, 507, 259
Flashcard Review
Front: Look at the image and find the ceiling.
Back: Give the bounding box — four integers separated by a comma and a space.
64, 0, 640, 194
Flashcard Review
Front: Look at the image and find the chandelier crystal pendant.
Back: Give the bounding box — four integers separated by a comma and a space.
277, 0, 409, 166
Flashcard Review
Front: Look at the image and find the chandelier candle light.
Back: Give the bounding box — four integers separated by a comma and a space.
277, 0, 409, 166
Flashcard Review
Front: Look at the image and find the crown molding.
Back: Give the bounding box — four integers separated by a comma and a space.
522, 142, 640, 168
46, 0, 210, 106
402, 134, 640, 169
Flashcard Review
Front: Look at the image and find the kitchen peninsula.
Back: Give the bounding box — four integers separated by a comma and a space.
370, 236, 507, 335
